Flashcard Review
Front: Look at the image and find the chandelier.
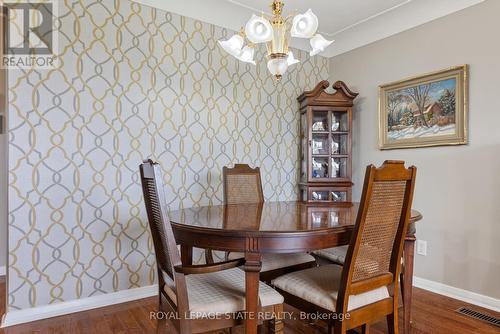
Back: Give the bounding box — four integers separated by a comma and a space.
218, 0, 333, 81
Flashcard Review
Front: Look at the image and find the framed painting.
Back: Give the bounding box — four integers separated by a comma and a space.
379, 65, 468, 149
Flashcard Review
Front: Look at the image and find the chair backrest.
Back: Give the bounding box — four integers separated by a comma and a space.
337, 160, 416, 310
139, 160, 185, 306
223, 164, 264, 204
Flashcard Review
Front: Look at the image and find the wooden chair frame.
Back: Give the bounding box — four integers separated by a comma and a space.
140, 160, 283, 334
276, 160, 416, 334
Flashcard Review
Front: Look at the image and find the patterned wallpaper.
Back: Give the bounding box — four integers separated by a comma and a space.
7, 0, 329, 311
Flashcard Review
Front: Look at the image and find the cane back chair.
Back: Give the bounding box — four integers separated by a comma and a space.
272, 161, 417, 334
140, 160, 284, 334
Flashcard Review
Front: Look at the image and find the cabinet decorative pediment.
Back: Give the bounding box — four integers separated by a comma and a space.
298, 80, 358, 108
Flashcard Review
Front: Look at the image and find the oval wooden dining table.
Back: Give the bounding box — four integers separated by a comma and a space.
169, 201, 422, 334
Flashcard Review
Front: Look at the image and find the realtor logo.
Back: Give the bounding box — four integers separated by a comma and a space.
1, 0, 58, 68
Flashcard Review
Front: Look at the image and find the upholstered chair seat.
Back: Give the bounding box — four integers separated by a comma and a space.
228, 252, 317, 273
180, 268, 284, 315
313, 245, 349, 265
272, 264, 389, 312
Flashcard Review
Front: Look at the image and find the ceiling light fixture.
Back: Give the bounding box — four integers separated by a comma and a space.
218, 0, 333, 81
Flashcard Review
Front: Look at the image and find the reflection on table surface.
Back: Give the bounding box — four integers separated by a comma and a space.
169, 201, 357, 232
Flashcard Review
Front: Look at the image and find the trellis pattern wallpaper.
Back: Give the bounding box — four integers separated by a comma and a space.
7, 0, 329, 311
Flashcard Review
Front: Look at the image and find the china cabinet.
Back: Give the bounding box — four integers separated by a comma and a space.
298, 80, 358, 203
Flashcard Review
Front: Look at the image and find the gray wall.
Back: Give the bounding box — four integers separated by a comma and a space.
0, 132, 5, 271
330, 0, 500, 299
0, 21, 6, 271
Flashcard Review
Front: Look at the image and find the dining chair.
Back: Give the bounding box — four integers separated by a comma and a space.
272, 160, 417, 334
211, 163, 317, 283
313, 214, 418, 306
140, 160, 284, 334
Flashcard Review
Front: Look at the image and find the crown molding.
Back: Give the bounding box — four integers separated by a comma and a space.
132, 0, 485, 58
323, 0, 485, 57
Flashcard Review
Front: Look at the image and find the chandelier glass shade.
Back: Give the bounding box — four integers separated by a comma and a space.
218, 0, 333, 81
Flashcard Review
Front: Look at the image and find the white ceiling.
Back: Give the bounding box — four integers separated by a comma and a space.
133, 0, 485, 58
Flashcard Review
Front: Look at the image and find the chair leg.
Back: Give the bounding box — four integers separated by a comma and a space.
269, 304, 284, 334
205, 249, 215, 264
333, 321, 347, 334
178, 321, 191, 334
158, 289, 164, 312
400, 271, 405, 303
387, 310, 399, 334
361, 323, 370, 334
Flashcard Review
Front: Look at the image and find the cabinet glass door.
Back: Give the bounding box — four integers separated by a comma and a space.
310, 110, 329, 180
330, 110, 349, 181
308, 109, 350, 183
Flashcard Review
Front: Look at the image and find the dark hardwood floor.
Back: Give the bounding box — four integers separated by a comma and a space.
0, 276, 498, 334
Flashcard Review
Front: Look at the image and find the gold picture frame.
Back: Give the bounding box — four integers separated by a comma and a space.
379, 65, 468, 150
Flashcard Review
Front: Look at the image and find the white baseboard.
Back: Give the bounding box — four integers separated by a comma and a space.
0, 266, 5, 276
1, 284, 158, 328
413, 276, 500, 312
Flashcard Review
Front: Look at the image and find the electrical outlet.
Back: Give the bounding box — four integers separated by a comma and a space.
416, 240, 427, 256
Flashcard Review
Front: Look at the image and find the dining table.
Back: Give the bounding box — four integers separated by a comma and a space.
169, 201, 422, 334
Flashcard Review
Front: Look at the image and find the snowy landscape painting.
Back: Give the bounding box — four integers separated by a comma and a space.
379, 66, 468, 149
